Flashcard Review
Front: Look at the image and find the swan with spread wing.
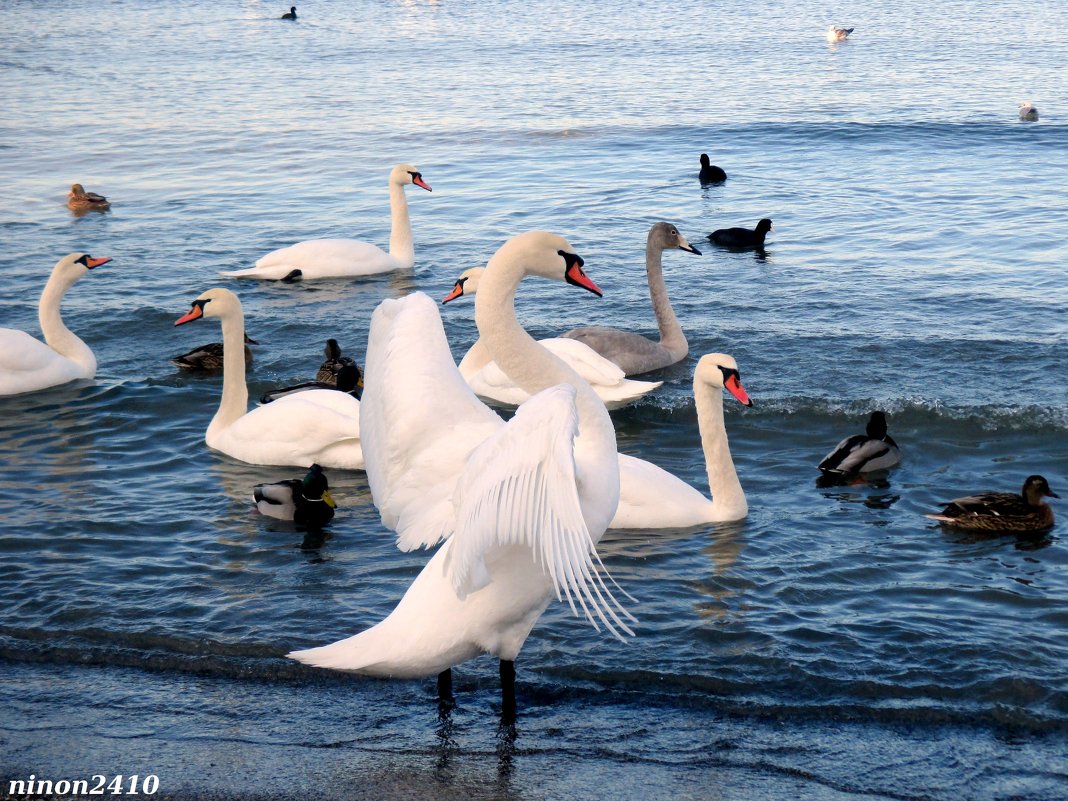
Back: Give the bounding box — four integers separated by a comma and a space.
288, 232, 634, 718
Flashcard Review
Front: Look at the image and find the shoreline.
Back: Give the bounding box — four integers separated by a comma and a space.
3, 660, 1065, 801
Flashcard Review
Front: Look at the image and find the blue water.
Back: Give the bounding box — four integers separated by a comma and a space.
2, 1, 1068, 799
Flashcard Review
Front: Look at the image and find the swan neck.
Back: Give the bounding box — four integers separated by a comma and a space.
646, 244, 687, 357
38, 266, 95, 375
387, 181, 414, 269
694, 378, 746, 519
210, 309, 249, 439
473, 268, 566, 396
474, 259, 619, 536
458, 337, 492, 378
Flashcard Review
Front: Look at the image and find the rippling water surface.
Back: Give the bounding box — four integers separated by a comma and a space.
2, 1, 1067, 799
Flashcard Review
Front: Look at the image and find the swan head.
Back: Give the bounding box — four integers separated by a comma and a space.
442, 267, 485, 303
696, 353, 753, 407
174, 287, 242, 326
488, 230, 602, 296
391, 163, 432, 192
649, 221, 701, 255
53, 252, 112, 283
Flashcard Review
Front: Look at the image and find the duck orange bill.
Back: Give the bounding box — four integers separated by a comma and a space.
413, 176, 432, 191
174, 305, 203, 326
565, 262, 603, 297
86, 256, 112, 269
725, 374, 752, 406
442, 281, 464, 303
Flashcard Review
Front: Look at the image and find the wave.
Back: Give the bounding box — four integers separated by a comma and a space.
3, 628, 1065, 735
613, 394, 1068, 434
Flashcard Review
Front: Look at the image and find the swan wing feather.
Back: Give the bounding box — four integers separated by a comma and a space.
443, 384, 634, 640
539, 338, 626, 384
362, 293, 503, 551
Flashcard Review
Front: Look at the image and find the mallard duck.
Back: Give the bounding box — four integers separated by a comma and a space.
254, 464, 336, 528
818, 411, 901, 481
698, 153, 727, 184
315, 339, 359, 385
67, 183, 110, 213
827, 25, 854, 42
1019, 102, 1039, 121
708, 218, 773, 250
171, 333, 257, 371
926, 475, 1059, 534
281, 6, 297, 20
259, 339, 363, 404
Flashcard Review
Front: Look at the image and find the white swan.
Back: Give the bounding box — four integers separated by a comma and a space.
288, 232, 633, 717
0, 252, 112, 397
220, 163, 432, 281
174, 288, 363, 469
442, 267, 662, 409
561, 222, 701, 376
613, 353, 751, 528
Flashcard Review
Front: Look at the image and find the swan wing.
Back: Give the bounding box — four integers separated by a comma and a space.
361, 293, 503, 551
266, 239, 396, 275
613, 453, 711, 528
215, 391, 362, 468
443, 384, 635, 640
0, 329, 85, 395
540, 338, 664, 404
465, 338, 661, 409
539, 338, 627, 384
272, 386, 362, 423
222, 239, 400, 279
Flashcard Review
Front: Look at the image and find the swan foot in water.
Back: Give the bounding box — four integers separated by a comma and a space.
282, 269, 303, 283
500, 659, 516, 722
437, 668, 455, 710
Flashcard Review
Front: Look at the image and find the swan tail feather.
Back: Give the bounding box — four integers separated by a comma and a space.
287, 628, 383, 672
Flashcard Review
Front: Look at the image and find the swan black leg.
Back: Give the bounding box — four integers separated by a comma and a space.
437, 668, 454, 708
500, 659, 516, 722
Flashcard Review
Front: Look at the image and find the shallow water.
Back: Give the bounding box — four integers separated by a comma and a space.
2, 1, 1067, 799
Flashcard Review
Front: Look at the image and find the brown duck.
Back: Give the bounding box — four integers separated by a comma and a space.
926, 475, 1059, 534
259, 339, 363, 404
172, 333, 257, 371
67, 183, 111, 213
